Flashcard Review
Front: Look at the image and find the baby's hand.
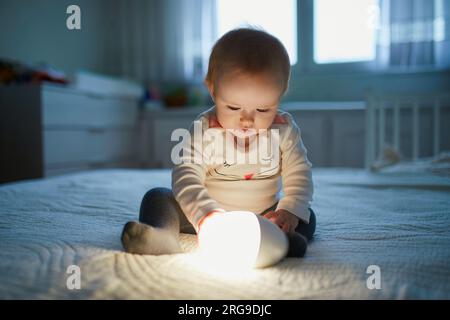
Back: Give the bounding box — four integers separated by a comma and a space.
198, 210, 225, 232
264, 209, 299, 233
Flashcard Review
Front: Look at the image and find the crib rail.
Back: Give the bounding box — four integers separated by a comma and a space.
365, 91, 450, 169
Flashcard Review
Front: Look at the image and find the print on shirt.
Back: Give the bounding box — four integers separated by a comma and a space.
207, 139, 281, 181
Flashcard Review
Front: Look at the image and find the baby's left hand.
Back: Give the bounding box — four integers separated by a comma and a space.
264, 209, 299, 233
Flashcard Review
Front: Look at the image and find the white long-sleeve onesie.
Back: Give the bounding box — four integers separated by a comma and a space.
171, 106, 314, 232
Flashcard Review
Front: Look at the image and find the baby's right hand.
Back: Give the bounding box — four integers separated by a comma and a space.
198, 210, 226, 232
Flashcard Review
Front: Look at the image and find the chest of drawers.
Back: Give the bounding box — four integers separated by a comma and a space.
0, 83, 142, 183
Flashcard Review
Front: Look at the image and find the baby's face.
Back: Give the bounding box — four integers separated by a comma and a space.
211, 72, 281, 137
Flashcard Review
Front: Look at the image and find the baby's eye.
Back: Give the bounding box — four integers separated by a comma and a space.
257, 108, 269, 113
227, 106, 240, 111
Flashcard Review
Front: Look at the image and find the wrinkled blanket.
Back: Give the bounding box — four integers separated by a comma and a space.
1, 168, 449, 299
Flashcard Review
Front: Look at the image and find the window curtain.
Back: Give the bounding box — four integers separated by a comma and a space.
376, 0, 450, 70
115, 0, 217, 84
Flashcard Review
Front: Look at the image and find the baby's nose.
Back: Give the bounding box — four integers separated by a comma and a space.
240, 115, 254, 128
240, 120, 254, 129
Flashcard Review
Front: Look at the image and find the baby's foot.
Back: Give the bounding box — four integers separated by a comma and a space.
286, 232, 308, 258
121, 221, 182, 255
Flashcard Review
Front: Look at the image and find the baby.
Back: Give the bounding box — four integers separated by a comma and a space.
121, 28, 316, 258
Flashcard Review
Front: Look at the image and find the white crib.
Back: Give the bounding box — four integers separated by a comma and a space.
365, 91, 450, 169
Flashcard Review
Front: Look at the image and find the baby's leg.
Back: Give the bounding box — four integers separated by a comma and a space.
121, 187, 185, 255
286, 233, 308, 258
295, 208, 316, 241
286, 208, 317, 258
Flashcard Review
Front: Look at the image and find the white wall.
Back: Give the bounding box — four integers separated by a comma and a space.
0, 0, 119, 77
1, 0, 448, 102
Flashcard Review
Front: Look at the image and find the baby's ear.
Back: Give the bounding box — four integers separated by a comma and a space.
204, 79, 215, 100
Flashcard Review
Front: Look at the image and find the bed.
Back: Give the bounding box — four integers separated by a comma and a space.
1, 164, 449, 299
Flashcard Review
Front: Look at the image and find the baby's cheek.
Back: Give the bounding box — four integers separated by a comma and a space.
260, 118, 276, 129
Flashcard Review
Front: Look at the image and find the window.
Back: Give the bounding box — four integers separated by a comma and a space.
216, 0, 298, 65
314, 0, 379, 64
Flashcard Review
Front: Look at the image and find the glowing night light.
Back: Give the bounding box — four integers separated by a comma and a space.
197, 211, 288, 269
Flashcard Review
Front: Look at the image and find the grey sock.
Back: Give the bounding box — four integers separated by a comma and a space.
286, 232, 308, 258
121, 221, 182, 255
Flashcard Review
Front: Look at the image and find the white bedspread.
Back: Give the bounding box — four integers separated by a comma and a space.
1, 168, 449, 299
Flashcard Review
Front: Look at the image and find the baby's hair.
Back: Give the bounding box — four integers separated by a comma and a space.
205, 27, 291, 95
